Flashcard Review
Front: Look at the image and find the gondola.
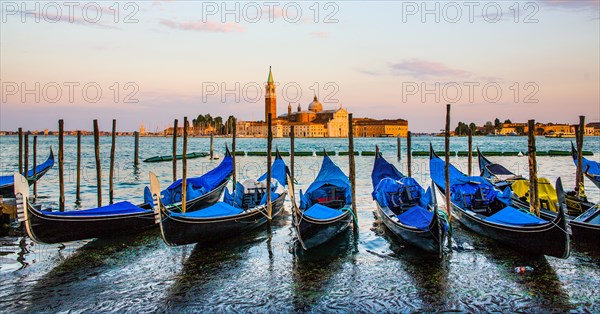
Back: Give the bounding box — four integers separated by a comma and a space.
143, 148, 234, 213
152, 150, 289, 246
478, 148, 595, 216
430, 146, 570, 258
371, 149, 449, 254
290, 153, 353, 250
572, 143, 600, 189
0, 148, 54, 197
546, 178, 600, 248
14, 150, 233, 244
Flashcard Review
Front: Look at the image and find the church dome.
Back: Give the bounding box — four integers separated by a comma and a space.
308, 95, 323, 112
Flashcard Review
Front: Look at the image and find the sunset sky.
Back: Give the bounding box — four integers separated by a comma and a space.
1, 0, 599, 132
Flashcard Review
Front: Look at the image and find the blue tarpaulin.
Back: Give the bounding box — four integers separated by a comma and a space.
42, 201, 148, 216
145, 152, 233, 206
300, 155, 351, 210
257, 153, 290, 186
371, 153, 404, 190
397, 205, 433, 230
484, 206, 547, 226
304, 204, 345, 220
171, 202, 243, 218
429, 152, 512, 206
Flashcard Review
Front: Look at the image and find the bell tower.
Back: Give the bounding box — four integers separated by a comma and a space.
265, 66, 276, 121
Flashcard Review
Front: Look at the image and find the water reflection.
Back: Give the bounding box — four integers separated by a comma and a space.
24, 230, 159, 312
372, 216, 452, 311
291, 228, 357, 312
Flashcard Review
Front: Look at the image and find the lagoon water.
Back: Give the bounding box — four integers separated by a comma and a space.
0, 135, 599, 312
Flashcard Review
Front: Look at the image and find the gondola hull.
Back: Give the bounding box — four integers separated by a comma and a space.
158, 193, 287, 246
376, 202, 442, 254
540, 209, 600, 248
448, 198, 570, 258
293, 207, 352, 250
20, 204, 156, 244
18, 179, 227, 244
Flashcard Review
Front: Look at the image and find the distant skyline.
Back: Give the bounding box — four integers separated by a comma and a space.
1, 1, 599, 132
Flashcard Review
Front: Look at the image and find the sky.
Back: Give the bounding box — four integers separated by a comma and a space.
1, 0, 599, 132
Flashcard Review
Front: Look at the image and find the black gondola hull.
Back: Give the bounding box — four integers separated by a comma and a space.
376, 202, 442, 254
159, 193, 287, 246
293, 207, 352, 250
540, 210, 600, 248
450, 202, 570, 258
23, 204, 156, 244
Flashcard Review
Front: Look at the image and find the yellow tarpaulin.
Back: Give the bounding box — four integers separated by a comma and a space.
512, 178, 558, 212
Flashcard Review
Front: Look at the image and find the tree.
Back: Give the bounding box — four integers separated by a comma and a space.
469, 122, 477, 134
494, 118, 501, 128
484, 121, 494, 134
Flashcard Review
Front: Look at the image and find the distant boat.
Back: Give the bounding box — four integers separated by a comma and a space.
545, 132, 576, 138
143, 152, 208, 163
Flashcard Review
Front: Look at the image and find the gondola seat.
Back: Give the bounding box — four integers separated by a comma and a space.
484, 206, 546, 226
171, 202, 243, 218
304, 204, 345, 220
42, 201, 148, 216
396, 205, 433, 230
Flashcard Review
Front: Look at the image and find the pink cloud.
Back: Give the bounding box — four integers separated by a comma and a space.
310, 31, 329, 38
389, 59, 471, 79
159, 19, 244, 33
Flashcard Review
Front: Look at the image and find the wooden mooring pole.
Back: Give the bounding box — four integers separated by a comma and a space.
76, 130, 82, 201
232, 117, 237, 187
575, 115, 585, 196
58, 120, 65, 211
182, 117, 188, 213
468, 128, 473, 176
18, 127, 23, 174
444, 105, 452, 222
290, 125, 295, 185
23, 134, 29, 178
407, 131, 412, 177
348, 113, 357, 220
33, 136, 37, 199
266, 114, 273, 220
172, 119, 178, 182
134, 131, 140, 166
527, 119, 539, 216
210, 131, 214, 160
397, 135, 401, 160
109, 119, 116, 204
93, 119, 102, 207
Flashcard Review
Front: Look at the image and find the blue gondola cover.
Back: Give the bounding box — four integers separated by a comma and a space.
171, 202, 243, 218
42, 201, 148, 216
397, 205, 433, 230
145, 153, 233, 206
371, 153, 404, 189
300, 155, 351, 209
304, 204, 345, 220
484, 206, 546, 226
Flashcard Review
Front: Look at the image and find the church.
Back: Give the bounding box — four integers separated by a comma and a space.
236, 68, 408, 138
